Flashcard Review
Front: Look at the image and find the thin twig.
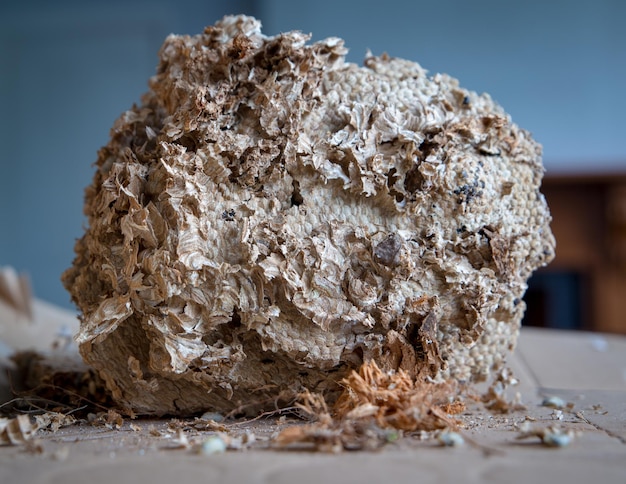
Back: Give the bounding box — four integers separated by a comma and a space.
228, 406, 301, 426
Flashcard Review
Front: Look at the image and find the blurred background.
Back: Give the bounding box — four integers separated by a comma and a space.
1, 0, 625, 333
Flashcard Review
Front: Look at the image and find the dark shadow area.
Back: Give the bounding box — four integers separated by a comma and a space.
523, 270, 588, 330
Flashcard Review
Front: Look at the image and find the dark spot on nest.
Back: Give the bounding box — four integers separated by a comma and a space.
374, 234, 403, 267
290, 180, 303, 207
222, 209, 236, 221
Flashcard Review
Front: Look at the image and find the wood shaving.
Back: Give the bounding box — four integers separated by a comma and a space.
62, 15, 555, 416
1, 410, 76, 447
191, 418, 228, 432
89, 409, 124, 429
34, 412, 76, 432
440, 400, 466, 415
481, 367, 526, 413
0, 414, 37, 445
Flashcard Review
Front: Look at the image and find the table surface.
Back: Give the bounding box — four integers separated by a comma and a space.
1, 326, 625, 484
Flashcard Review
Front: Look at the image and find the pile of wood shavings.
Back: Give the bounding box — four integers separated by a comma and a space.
274, 360, 463, 451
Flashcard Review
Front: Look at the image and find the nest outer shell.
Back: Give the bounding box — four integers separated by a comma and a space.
63, 15, 555, 416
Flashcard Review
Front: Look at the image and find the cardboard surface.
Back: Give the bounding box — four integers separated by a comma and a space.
517, 328, 626, 391
2, 327, 626, 484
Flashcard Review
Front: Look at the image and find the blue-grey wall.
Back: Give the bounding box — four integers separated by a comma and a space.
0, 0, 258, 307
259, 0, 626, 171
1, 0, 624, 308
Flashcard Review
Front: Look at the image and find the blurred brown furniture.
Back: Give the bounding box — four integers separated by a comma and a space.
524, 171, 626, 334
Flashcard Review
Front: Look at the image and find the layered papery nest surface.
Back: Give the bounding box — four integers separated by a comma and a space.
63, 15, 555, 416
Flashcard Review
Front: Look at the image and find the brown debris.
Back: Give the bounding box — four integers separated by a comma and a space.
440, 400, 466, 415
481, 367, 526, 413
6, 350, 114, 416
0, 414, 37, 445
273, 388, 398, 452
334, 361, 458, 432
89, 409, 124, 429
34, 412, 76, 432
273, 361, 461, 452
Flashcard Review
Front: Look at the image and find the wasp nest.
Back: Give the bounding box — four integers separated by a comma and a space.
63, 15, 555, 416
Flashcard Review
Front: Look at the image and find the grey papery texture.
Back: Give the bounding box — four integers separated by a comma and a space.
63, 16, 555, 415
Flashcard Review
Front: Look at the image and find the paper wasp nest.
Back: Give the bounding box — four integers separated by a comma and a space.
63, 16, 555, 415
